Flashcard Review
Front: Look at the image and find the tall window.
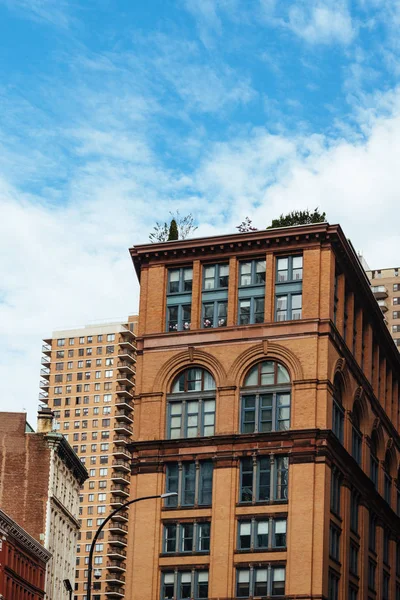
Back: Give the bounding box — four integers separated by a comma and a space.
329, 523, 340, 562
384, 450, 393, 506
202, 263, 229, 328
163, 522, 210, 553
332, 380, 344, 443
240, 362, 290, 433
350, 490, 359, 533
370, 432, 379, 489
238, 518, 287, 550
161, 570, 208, 600
238, 259, 265, 325
330, 468, 341, 516
275, 255, 303, 321
328, 570, 339, 600
167, 267, 193, 332
167, 368, 216, 439
239, 455, 288, 504
351, 403, 362, 465
236, 566, 285, 598
165, 461, 213, 508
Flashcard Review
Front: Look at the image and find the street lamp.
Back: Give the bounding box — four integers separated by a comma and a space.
86, 492, 177, 600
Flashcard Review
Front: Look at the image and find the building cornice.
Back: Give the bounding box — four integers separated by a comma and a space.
45, 432, 88, 484
50, 495, 81, 529
0, 509, 51, 563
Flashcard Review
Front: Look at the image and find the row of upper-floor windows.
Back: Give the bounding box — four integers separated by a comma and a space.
162, 516, 287, 555
164, 456, 288, 508
166, 255, 303, 331
167, 363, 290, 440
56, 334, 116, 346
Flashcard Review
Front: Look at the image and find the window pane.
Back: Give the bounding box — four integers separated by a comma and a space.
277, 364, 290, 383
219, 264, 229, 288
259, 394, 273, 432
256, 521, 269, 548
197, 571, 209, 599
240, 263, 252, 286
203, 303, 214, 328
260, 361, 274, 385
204, 265, 215, 290
169, 270, 180, 293
217, 301, 227, 327
203, 370, 216, 390
255, 260, 266, 284
239, 300, 251, 325
182, 305, 191, 330
164, 524, 177, 552
167, 306, 178, 331
277, 258, 288, 281
182, 463, 196, 505
244, 365, 258, 386
258, 456, 271, 501
242, 395, 256, 433
254, 298, 265, 323
200, 462, 213, 505
254, 569, 268, 596
239, 521, 251, 549
183, 268, 193, 291
272, 567, 285, 595
180, 523, 194, 552
240, 458, 253, 502
198, 523, 210, 552
237, 570, 250, 597
275, 456, 288, 500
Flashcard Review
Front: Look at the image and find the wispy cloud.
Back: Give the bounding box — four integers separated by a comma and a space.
0, 0, 71, 27
284, 0, 355, 45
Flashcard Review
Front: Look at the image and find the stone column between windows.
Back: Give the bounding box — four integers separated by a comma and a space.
191, 260, 201, 330
339, 479, 351, 599
286, 460, 327, 597
345, 291, 355, 350
375, 520, 384, 598
354, 307, 363, 366
216, 386, 238, 435
335, 274, 346, 337
302, 246, 321, 320
319, 246, 335, 320
358, 500, 369, 598
227, 256, 238, 326
264, 252, 274, 322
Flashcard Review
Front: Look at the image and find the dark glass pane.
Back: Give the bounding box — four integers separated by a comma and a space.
199, 462, 213, 505
168, 306, 178, 332
182, 462, 196, 506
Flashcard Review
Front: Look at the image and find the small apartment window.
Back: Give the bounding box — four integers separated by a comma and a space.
236, 566, 285, 598
238, 259, 265, 326
105, 370, 113, 378
55, 362, 64, 371
275, 255, 303, 322
79, 337, 85, 344
97, 347, 103, 355
168, 267, 193, 293
56, 350, 64, 358
57, 338, 65, 346
368, 560, 376, 591
239, 456, 288, 504
54, 387, 62, 395
329, 523, 340, 562
161, 570, 208, 600
167, 368, 216, 439
332, 380, 344, 443
106, 345, 114, 353
202, 300, 227, 328
330, 468, 341, 516
394, 311, 400, 319
165, 461, 213, 508
241, 361, 290, 433
68, 350, 74, 357
349, 543, 358, 576
69, 338, 75, 345
394, 284, 400, 292
203, 263, 229, 290
394, 297, 400, 305
328, 570, 339, 600
107, 334, 115, 342
162, 522, 210, 553
238, 518, 287, 550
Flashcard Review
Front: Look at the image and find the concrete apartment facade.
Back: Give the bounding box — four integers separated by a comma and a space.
366, 266, 400, 350
125, 223, 400, 600
41, 317, 137, 600
0, 508, 51, 600
0, 411, 87, 600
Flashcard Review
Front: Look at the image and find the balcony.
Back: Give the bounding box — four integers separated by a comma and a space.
109, 522, 129, 534
42, 343, 52, 355
39, 391, 48, 401
41, 356, 50, 366
111, 472, 130, 485
115, 372, 135, 386
112, 460, 130, 472
118, 337, 136, 351
108, 535, 128, 547
111, 484, 130, 498
106, 574, 126, 585
114, 398, 133, 410
117, 348, 136, 361
110, 497, 125, 509
114, 422, 133, 435
115, 385, 134, 398
113, 434, 130, 445
105, 586, 124, 598
107, 547, 127, 560
115, 410, 133, 424
112, 446, 131, 460
377, 299, 388, 312
117, 361, 135, 375
107, 561, 127, 572
40, 368, 50, 378
371, 285, 388, 299
109, 510, 129, 522
39, 379, 50, 390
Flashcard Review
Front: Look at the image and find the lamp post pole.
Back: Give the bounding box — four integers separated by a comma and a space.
86, 492, 177, 600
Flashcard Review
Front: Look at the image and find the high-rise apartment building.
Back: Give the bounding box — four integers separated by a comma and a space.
125, 223, 400, 600
40, 317, 137, 600
365, 266, 400, 350
0, 410, 87, 600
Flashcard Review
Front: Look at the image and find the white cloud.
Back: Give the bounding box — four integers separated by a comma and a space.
284, 0, 355, 45
0, 0, 71, 27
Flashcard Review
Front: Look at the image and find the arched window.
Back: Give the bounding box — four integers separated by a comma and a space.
332, 378, 344, 443
351, 402, 362, 465
240, 361, 291, 433
167, 368, 216, 439
370, 431, 379, 489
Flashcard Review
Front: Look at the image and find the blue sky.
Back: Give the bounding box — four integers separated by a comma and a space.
1, 0, 400, 423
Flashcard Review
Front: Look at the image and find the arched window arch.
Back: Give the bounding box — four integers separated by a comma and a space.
240, 361, 291, 433
351, 402, 362, 465
370, 430, 379, 489
167, 367, 216, 439
332, 377, 344, 443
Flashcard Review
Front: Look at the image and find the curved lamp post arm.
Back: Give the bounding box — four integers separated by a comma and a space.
86, 492, 177, 600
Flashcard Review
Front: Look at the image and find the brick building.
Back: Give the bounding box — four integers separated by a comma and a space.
365, 265, 400, 350
125, 223, 400, 600
0, 508, 51, 600
41, 318, 137, 599
0, 411, 87, 600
